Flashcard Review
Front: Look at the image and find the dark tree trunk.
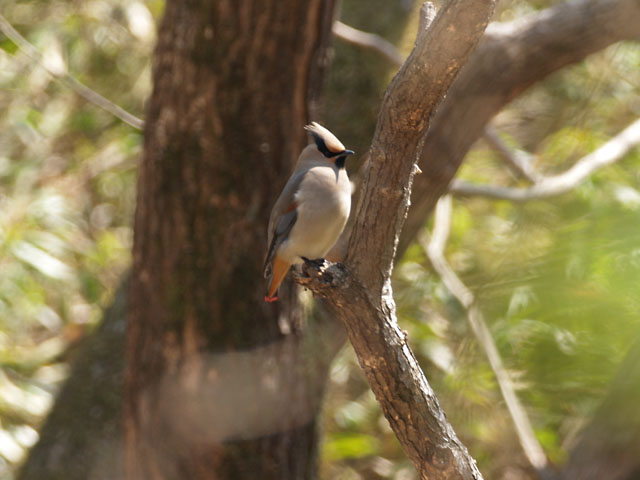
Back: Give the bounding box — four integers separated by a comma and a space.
125, 1, 337, 479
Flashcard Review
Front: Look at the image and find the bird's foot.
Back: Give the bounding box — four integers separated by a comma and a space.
295, 258, 348, 293
301, 257, 328, 269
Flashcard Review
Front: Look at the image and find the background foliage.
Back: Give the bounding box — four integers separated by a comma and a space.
0, 0, 159, 474
0, 0, 638, 479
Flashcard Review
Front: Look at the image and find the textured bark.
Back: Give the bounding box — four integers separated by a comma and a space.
124, 1, 337, 479
400, 0, 640, 255
299, 2, 497, 479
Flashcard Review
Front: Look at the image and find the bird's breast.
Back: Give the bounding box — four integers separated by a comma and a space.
282, 166, 351, 261
296, 167, 350, 218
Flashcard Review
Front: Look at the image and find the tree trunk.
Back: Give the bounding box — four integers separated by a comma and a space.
124, 1, 337, 479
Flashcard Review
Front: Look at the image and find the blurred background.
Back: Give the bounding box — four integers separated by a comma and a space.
0, 0, 639, 478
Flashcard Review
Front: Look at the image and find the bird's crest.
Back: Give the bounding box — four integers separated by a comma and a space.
304, 122, 346, 157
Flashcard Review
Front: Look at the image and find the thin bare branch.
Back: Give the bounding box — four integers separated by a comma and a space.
0, 14, 144, 130
332, 21, 404, 67
483, 125, 542, 182
451, 118, 640, 201
421, 195, 550, 474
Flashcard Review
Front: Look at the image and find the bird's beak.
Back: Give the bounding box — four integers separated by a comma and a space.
343, 150, 355, 156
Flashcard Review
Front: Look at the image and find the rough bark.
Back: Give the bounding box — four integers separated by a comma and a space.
299, 2, 497, 479
124, 1, 337, 479
400, 0, 640, 255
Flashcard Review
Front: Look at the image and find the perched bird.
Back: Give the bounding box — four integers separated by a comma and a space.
263, 123, 354, 302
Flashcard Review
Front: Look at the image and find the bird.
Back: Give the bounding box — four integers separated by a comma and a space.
263, 122, 354, 302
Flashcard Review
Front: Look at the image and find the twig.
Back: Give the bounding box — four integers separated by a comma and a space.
421, 194, 550, 474
451, 118, 640, 201
0, 14, 144, 130
332, 21, 404, 67
483, 125, 542, 182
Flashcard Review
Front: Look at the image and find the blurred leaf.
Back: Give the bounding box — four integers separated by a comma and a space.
0, 38, 19, 55
324, 432, 381, 461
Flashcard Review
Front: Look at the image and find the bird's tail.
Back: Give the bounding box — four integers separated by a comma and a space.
264, 256, 290, 302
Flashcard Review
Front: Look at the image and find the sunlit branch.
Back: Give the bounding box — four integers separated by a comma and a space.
332, 21, 404, 67
420, 194, 550, 474
331, 22, 556, 191
301, 2, 497, 477
399, 0, 640, 257
0, 14, 144, 130
452, 118, 640, 201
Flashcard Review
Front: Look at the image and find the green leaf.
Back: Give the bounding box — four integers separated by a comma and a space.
324, 433, 381, 461
0, 38, 18, 55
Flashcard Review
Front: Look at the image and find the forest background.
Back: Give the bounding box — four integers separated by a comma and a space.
0, 0, 639, 479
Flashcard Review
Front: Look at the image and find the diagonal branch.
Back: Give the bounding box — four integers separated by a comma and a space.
420, 195, 552, 477
400, 0, 640, 255
331, 21, 549, 194
451, 118, 640, 201
332, 21, 404, 67
297, 2, 497, 478
483, 126, 543, 183
331, 22, 550, 189
0, 14, 144, 130
323, 2, 638, 477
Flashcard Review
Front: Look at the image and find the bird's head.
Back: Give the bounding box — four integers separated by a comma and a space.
304, 122, 354, 168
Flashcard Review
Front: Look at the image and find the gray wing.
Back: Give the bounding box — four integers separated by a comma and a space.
263, 170, 307, 278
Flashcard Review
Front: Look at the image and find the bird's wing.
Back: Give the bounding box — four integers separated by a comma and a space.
263, 170, 306, 278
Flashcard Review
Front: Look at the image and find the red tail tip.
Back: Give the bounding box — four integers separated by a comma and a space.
264, 295, 278, 303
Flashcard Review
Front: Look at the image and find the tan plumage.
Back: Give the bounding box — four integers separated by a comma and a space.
304, 122, 346, 154
264, 123, 354, 301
